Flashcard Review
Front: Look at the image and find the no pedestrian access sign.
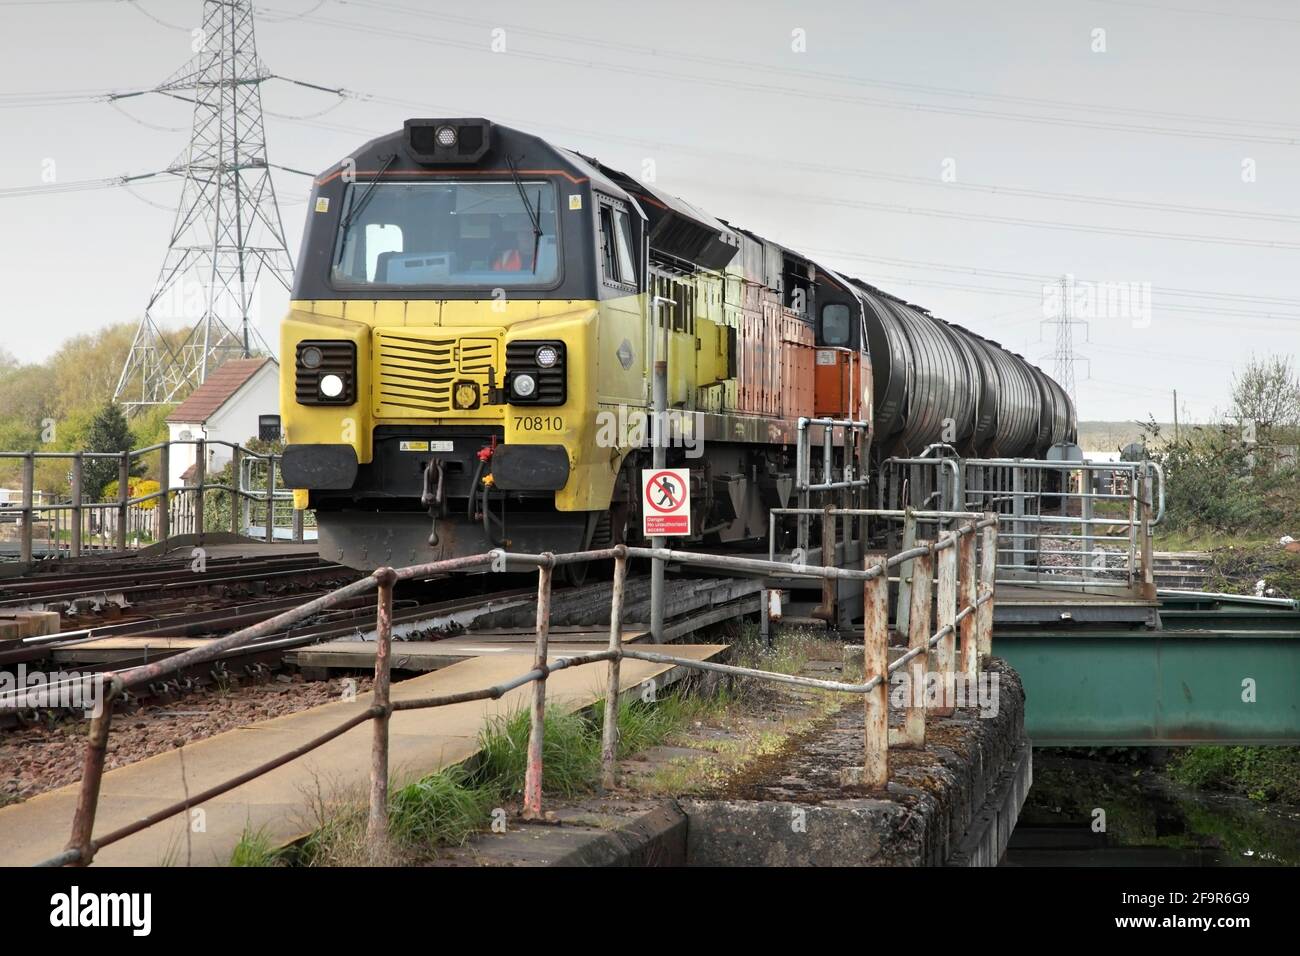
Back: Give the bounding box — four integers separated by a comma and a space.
642, 467, 691, 536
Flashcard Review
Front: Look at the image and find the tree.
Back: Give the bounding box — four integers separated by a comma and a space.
1231, 354, 1300, 443
83, 403, 144, 499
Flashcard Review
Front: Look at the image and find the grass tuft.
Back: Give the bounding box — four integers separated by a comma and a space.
388, 766, 497, 850
477, 708, 602, 798
229, 824, 287, 867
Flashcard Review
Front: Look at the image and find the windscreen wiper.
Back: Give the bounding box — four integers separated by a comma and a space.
340, 153, 396, 235
506, 154, 544, 273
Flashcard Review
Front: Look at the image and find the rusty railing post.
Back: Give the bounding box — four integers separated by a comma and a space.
70, 452, 83, 558
116, 451, 130, 551
19, 451, 34, 564
64, 677, 119, 865
523, 554, 554, 819
600, 547, 629, 791
905, 542, 933, 748
934, 533, 958, 716
193, 439, 206, 538
814, 504, 836, 621
264, 456, 276, 543
862, 554, 889, 789
958, 521, 978, 684
368, 567, 396, 853
291, 474, 304, 544
1139, 468, 1156, 601
978, 515, 997, 664
158, 442, 170, 544
895, 506, 917, 634
229, 446, 242, 535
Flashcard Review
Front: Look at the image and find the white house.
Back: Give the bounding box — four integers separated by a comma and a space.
165, 357, 280, 488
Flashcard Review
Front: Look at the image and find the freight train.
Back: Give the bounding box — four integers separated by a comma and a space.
278, 118, 1076, 573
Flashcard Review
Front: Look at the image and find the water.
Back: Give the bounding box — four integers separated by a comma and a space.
1003, 753, 1300, 866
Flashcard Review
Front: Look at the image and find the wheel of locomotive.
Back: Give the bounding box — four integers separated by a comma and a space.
560, 558, 590, 587
559, 510, 619, 586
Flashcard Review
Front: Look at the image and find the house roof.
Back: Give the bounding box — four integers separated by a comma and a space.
165, 357, 276, 424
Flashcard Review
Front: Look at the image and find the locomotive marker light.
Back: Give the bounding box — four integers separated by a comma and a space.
642, 467, 691, 536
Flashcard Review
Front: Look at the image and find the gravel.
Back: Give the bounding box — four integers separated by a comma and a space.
0, 673, 373, 806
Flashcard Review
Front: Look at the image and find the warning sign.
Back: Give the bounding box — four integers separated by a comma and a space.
642, 468, 691, 536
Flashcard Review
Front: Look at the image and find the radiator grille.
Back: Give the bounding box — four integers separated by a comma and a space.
374, 331, 499, 415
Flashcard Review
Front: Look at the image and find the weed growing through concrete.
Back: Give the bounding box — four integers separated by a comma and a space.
230, 824, 288, 867
269, 687, 719, 866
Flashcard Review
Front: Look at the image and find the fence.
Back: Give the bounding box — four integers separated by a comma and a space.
878, 453, 1164, 593
0, 439, 309, 562
2, 511, 998, 867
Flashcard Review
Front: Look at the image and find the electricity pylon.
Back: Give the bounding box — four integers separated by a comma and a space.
1042, 274, 1089, 404
114, 0, 294, 407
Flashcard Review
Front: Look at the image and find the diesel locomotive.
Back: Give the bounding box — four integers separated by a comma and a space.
278, 118, 1076, 572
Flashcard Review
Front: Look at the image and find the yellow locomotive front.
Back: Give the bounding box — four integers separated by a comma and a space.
279, 119, 648, 570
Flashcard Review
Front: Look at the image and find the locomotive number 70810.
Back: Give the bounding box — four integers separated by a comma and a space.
513, 415, 564, 432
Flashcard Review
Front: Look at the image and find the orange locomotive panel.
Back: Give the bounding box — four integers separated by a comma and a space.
781, 309, 816, 421
813, 347, 874, 423
814, 347, 853, 418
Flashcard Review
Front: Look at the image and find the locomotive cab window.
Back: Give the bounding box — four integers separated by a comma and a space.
331, 180, 560, 288
598, 201, 637, 288
821, 303, 852, 346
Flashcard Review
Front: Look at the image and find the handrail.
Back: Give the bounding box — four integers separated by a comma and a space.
18, 509, 1000, 867
0, 438, 304, 558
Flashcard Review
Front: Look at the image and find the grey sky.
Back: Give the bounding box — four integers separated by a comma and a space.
1, 0, 1296, 423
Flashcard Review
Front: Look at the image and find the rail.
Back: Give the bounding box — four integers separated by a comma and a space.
6, 511, 999, 867
0, 439, 309, 562
879, 453, 1163, 594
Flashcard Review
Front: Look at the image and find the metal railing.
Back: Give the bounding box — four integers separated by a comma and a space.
792, 415, 873, 557
0, 439, 308, 562
5, 511, 999, 867
795, 416, 872, 493
879, 453, 1163, 593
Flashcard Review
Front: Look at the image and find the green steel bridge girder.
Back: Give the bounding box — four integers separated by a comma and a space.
994, 628, 1300, 746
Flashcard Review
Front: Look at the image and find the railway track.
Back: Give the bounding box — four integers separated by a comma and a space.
0, 551, 763, 727
0, 553, 355, 612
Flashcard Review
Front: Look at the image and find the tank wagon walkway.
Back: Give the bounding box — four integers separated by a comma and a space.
0, 644, 725, 867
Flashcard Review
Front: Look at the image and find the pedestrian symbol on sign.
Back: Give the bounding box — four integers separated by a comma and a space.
642, 468, 691, 536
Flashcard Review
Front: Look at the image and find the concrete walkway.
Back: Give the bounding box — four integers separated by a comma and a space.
0, 644, 726, 866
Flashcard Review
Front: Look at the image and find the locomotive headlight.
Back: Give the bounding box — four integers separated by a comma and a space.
300, 346, 324, 370
511, 373, 537, 399
319, 374, 345, 399
435, 125, 458, 147
535, 345, 559, 368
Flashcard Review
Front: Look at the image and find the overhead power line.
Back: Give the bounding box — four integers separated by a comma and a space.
0, 170, 172, 199
795, 249, 1300, 307
262, 6, 1300, 147
309, 0, 1300, 135
716, 182, 1300, 251
332, 93, 1300, 226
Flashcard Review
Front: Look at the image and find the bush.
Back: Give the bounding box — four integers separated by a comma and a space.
1169, 747, 1300, 803
1142, 418, 1299, 537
